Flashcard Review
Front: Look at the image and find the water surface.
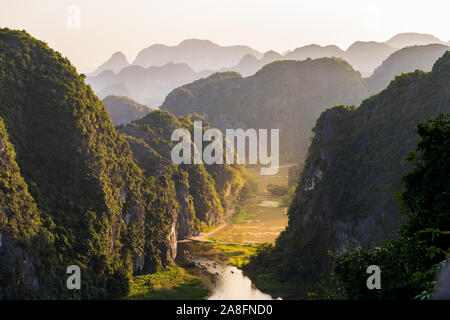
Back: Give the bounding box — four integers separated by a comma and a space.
190, 257, 273, 300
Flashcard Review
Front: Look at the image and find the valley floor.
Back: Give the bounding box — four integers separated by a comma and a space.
127, 164, 294, 300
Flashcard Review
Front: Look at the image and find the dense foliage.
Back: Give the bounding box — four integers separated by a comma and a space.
0, 28, 177, 298
244, 51, 450, 299
128, 266, 209, 300
162, 58, 368, 162
118, 110, 249, 236
334, 113, 450, 299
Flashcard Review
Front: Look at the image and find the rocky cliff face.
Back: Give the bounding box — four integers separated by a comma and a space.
0, 28, 178, 298
245, 51, 450, 297
118, 110, 246, 240
0, 118, 43, 298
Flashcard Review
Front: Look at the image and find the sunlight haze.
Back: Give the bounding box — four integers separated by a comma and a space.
1, 0, 449, 71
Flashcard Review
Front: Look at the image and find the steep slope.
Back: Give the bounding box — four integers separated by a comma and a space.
334, 113, 450, 299
103, 95, 151, 125
132, 39, 262, 71
0, 117, 43, 298
162, 58, 368, 162
244, 52, 450, 298
0, 28, 177, 298
365, 44, 449, 95
117, 110, 248, 237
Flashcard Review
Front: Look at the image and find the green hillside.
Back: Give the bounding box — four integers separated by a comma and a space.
0, 28, 176, 298
244, 51, 450, 299
162, 58, 368, 162
118, 110, 252, 234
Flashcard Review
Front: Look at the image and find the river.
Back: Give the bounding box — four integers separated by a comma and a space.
177, 164, 294, 300
188, 256, 273, 300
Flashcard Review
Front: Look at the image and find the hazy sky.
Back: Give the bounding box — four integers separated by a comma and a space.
1, 0, 449, 71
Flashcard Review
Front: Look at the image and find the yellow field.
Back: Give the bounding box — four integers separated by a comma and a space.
207, 164, 294, 243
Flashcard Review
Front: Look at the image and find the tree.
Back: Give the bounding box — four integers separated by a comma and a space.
334, 113, 450, 299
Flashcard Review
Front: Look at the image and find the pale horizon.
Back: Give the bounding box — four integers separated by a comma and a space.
1, 0, 449, 71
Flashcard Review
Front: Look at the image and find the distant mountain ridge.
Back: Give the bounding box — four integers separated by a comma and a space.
87, 33, 447, 104
386, 32, 448, 48
133, 39, 263, 71
86, 62, 214, 106
92, 32, 447, 77
232, 41, 396, 77
90, 51, 130, 76
365, 44, 450, 95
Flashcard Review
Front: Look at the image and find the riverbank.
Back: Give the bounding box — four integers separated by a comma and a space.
204, 165, 293, 243
176, 164, 295, 299
127, 164, 295, 300
127, 267, 210, 300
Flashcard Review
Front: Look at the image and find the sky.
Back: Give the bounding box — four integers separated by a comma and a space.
1, 0, 449, 72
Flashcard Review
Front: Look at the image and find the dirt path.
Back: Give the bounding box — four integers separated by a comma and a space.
179, 207, 235, 243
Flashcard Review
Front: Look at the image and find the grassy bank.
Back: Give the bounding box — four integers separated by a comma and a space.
242, 268, 308, 299
229, 207, 257, 224
127, 266, 210, 300
179, 241, 260, 268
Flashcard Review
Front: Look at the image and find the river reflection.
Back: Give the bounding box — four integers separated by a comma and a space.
191, 257, 273, 300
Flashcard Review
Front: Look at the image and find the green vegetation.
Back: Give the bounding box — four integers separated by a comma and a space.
0, 29, 258, 299
244, 52, 450, 299
207, 164, 290, 244
266, 184, 289, 196
162, 58, 368, 162
118, 110, 252, 236
334, 113, 450, 299
181, 242, 259, 268
128, 267, 209, 300
0, 116, 43, 298
230, 208, 257, 224
0, 117, 40, 241
0, 28, 177, 299
280, 186, 296, 207
236, 172, 259, 204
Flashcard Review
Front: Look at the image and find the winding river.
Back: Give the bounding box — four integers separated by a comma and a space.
177, 165, 294, 300
191, 257, 273, 300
